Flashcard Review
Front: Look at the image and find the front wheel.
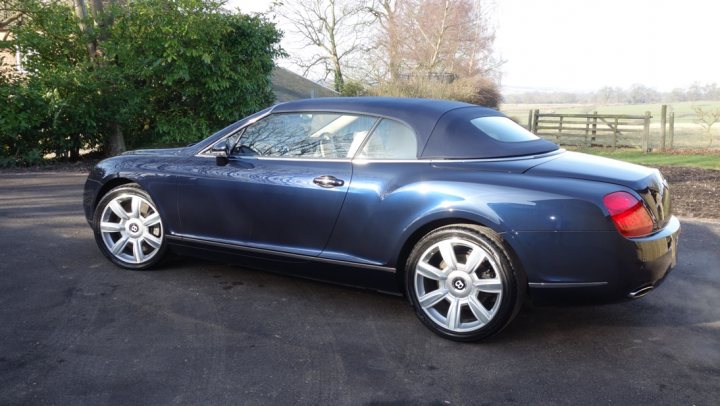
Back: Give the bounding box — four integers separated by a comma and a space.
405, 225, 522, 341
93, 184, 167, 270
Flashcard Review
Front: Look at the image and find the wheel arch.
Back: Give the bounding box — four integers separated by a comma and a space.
89, 177, 137, 222
394, 215, 528, 296
96, 177, 135, 206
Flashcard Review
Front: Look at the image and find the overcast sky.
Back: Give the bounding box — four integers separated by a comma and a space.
227, 0, 720, 93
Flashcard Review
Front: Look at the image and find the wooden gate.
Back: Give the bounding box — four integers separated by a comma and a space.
528, 110, 652, 151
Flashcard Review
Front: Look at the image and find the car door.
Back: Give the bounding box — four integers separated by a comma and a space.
176, 112, 377, 257
321, 118, 429, 266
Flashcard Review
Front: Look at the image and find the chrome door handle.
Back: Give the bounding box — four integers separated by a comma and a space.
313, 175, 345, 188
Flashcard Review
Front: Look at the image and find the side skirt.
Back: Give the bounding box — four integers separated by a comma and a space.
165, 235, 402, 295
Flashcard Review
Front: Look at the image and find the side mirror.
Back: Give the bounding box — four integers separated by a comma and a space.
212, 140, 229, 166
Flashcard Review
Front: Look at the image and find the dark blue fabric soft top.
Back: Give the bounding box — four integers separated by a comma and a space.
273, 97, 559, 159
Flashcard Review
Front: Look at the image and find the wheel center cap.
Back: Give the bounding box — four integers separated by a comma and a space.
447, 271, 472, 298
126, 220, 143, 237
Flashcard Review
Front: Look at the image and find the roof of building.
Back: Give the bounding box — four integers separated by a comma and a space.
270, 67, 338, 102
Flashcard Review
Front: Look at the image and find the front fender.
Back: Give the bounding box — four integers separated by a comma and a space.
83, 155, 182, 234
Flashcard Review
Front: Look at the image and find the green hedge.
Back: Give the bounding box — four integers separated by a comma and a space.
0, 0, 284, 166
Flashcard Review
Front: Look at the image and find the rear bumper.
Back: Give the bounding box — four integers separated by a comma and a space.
619, 215, 680, 297
512, 216, 680, 303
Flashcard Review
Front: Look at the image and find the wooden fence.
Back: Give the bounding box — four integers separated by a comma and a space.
528, 110, 652, 151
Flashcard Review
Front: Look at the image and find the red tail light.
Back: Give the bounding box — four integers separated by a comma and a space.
603, 191, 654, 238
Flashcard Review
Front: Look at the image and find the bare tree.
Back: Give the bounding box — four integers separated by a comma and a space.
366, 0, 401, 81
462, 0, 497, 77
693, 105, 720, 149
369, 0, 499, 81
278, 0, 373, 92
401, 0, 458, 74
626, 84, 660, 104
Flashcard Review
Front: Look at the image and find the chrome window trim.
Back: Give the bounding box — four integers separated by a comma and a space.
246, 156, 352, 163
195, 148, 565, 163
428, 149, 565, 163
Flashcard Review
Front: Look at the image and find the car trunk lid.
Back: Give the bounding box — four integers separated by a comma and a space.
527, 151, 672, 229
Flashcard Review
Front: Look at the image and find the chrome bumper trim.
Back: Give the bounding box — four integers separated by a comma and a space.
529, 281, 608, 288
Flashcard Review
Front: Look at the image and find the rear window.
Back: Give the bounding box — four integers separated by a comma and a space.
470, 116, 539, 142
422, 107, 558, 159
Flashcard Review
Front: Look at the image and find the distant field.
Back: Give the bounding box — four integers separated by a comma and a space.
501, 101, 720, 150
501, 100, 720, 124
569, 148, 720, 170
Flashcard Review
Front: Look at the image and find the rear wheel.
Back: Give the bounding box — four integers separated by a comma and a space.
93, 184, 166, 270
405, 224, 522, 341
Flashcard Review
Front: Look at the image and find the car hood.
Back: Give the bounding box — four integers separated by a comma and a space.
527, 151, 661, 190
121, 147, 189, 156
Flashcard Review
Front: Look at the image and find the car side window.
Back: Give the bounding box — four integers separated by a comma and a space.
358, 119, 418, 160
233, 113, 377, 159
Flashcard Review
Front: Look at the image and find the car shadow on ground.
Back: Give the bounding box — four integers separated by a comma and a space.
147, 217, 719, 343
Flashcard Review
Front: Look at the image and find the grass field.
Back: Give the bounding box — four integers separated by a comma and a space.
501, 101, 720, 150
569, 148, 720, 170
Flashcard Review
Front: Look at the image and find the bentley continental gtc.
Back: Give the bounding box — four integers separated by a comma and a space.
84, 97, 680, 341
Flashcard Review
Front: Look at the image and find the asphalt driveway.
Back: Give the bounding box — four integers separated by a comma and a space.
1, 172, 718, 405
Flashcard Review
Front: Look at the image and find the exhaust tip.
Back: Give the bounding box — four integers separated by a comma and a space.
628, 285, 654, 299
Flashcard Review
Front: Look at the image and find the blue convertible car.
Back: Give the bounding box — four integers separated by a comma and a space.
84, 97, 679, 341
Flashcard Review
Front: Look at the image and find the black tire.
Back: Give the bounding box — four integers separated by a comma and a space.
405, 224, 523, 341
93, 183, 167, 270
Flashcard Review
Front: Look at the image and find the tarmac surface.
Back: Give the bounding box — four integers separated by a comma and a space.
1, 172, 718, 405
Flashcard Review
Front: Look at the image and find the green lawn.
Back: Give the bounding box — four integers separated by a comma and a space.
571, 148, 720, 170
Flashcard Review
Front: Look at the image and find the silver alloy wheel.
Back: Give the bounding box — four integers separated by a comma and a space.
99, 193, 163, 264
414, 237, 503, 333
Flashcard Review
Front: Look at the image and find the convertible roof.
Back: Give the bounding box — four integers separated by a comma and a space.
272, 97, 474, 151
272, 97, 558, 159
273, 96, 473, 116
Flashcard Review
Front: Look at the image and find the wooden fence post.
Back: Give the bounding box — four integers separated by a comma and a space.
591, 111, 598, 146
660, 104, 667, 151
642, 111, 651, 153
557, 116, 563, 141
532, 109, 539, 133
669, 112, 675, 150
584, 116, 590, 146
527, 110, 533, 130
612, 117, 619, 148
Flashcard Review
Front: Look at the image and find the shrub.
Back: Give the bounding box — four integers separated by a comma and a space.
0, 73, 51, 166
451, 76, 502, 108
0, 0, 284, 163
340, 80, 367, 97
368, 75, 501, 108
107, 0, 284, 147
